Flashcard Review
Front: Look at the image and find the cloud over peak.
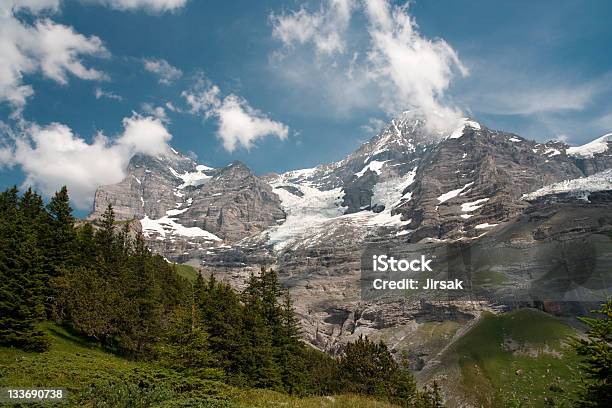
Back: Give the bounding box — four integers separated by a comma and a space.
3, 115, 172, 209
270, 0, 468, 133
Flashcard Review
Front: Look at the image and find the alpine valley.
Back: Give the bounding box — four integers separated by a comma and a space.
89, 112, 612, 406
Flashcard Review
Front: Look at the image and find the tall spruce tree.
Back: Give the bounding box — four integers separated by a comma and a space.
573, 300, 612, 407
46, 186, 76, 271
0, 187, 48, 351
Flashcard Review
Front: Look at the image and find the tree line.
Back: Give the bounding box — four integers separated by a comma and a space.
0, 185, 444, 407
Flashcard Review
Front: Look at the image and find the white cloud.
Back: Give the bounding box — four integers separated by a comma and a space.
364, 1, 468, 132
3, 115, 172, 209
214, 95, 289, 152
271, 0, 355, 56
83, 0, 188, 13
269, 0, 468, 133
143, 58, 183, 84
8, 0, 61, 12
0, 2, 108, 113
361, 117, 386, 134
94, 87, 122, 101
141, 102, 169, 123
165, 100, 181, 113
182, 80, 289, 152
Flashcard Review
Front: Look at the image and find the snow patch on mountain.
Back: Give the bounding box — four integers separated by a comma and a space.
356, 160, 388, 177
438, 182, 474, 203
141, 215, 221, 240
168, 165, 213, 189
475, 222, 498, 229
267, 181, 345, 249
449, 118, 481, 139
567, 133, 612, 158
461, 198, 490, 212
522, 169, 612, 201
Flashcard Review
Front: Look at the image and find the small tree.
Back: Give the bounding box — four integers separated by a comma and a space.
339, 335, 419, 405
573, 300, 612, 407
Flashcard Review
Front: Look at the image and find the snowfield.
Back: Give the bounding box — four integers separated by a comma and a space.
449, 118, 481, 139
522, 169, 612, 201
266, 168, 417, 250
141, 215, 221, 241
355, 160, 388, 177
461, 197, 490, 212
168, 165, 213, 189
567, 133, 611, 158
267, 183, 346, 249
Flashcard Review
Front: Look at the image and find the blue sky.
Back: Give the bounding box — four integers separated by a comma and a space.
1, 0, 611, 211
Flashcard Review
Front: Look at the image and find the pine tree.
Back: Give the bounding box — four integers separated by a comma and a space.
197, 275, 244, 374
0, 187, 49, 351
46, 186, 76, 271
75, 222, 97, 266
95, 204, 116, 263
276, 289, 307, 394
573, 300, 612, 407
338, 335, 419, 405
125, 233, 161, 357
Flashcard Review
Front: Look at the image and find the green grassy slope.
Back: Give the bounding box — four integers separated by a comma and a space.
430, 309, 581, 407
173, 263, 200, 282
0, 324, 398, 407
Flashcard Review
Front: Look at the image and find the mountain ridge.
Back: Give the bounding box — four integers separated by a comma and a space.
88, 114, 612, 369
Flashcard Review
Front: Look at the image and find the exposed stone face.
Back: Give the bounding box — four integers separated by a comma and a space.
179, 161, 285, 241
90, 155, 285, 258
394, 126, 586, 241
89, 150, 200, 221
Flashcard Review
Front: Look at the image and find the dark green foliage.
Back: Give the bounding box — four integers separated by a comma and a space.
338, 335, 417, 405
46, 186, 76, 272
573, 300, 612, 407
0, 187, 49, 351
53, 205, 188, 358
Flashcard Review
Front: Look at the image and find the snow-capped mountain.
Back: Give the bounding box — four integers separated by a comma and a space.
89, 113, 612, 361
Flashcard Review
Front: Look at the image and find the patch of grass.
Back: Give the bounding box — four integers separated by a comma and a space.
0, 323, 400, 407
173, 263, 200, 282
232, 389, 398, 408
442, 309, 581, 407
472, 269, 507, 286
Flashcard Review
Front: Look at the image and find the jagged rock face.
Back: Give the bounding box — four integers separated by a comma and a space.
395, 124, 586, 241
89, 149, 198, 220
178, 162, 285, 241
90, 152, 285, 258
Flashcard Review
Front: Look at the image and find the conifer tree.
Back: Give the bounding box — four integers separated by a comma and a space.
95, 204, 117, 268
339, 335, 419, 405
126, 233, 161, 357
0, 187, 48, 351
573, 300, 612, 407
76, 222, 97, 266
198, 275, 244, 374
46, 186, 76, 271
